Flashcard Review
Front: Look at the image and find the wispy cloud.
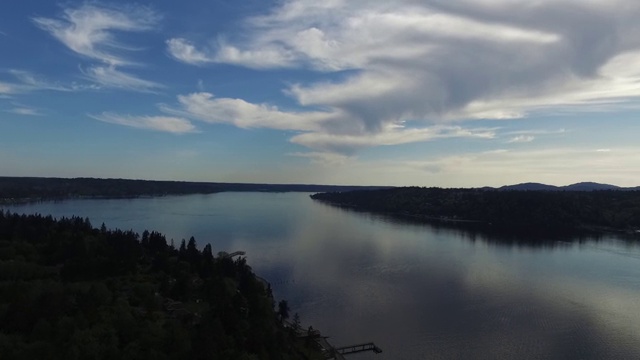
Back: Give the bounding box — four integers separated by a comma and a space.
166, 38, 212, 65
166, 38, 297, 69
7, 107, 41, 116
507, 135, 535, 143
5, 102, 42, 116
90, 113, 197, 134
34, 4, 162, 91
161, 92, 329, 131
505, 128, 566, 136
288, 151, 352, 165
290, 125, 495, 154
33, 4, 159, 65
0, 70, 90, 95
82, 66, 163, 92
0, 82, 15, 95
8, 70, 85, 92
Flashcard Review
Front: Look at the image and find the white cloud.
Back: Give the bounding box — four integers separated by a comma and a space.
166, 38, 297, 69
507, 135, 535, 143
163, 92, 330, 131
34, 4, 162, 92
91, 113, 197, 134
164, 0, 640, 158
166, 38, 211, 65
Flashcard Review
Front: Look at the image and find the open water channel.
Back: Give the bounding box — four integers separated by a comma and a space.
4, 192, 640, 359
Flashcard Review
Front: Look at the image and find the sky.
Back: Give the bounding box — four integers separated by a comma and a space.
1, 0, 640, 187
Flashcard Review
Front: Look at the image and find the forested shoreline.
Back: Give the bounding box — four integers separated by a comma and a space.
0, 177, 388, 204
311, 187, 640, 234
0, 211, 323, 360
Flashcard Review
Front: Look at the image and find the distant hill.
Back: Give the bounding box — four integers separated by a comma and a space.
562, 182, 621, 191
498, 182, 632, 191
498, 183, 560, 191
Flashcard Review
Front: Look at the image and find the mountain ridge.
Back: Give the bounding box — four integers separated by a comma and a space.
496, 181, 637, 191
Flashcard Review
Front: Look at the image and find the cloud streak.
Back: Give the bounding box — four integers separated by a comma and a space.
91, 113, 197, 134
0, 70, 92, 96
82, 66, 163, 92
6, 102, 42, 116
290, 125, 495, 154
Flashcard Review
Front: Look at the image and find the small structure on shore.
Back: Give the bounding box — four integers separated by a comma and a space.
218, 250, 246, 258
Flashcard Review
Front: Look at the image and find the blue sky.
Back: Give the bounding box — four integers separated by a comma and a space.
2, 0, 640, 187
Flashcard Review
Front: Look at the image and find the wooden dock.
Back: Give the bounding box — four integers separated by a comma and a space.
218, 250, 246, 258
336, 342, 383, 356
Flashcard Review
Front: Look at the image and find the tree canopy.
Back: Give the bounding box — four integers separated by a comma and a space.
311, 187, 640, 234
0, 210, 323, 360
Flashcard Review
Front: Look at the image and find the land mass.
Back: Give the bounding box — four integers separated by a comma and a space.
0, 177, 390, 203
0, 210, 324, 359
311, 187, 640, 234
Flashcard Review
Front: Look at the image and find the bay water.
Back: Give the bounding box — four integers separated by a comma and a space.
4, 192, 640, 359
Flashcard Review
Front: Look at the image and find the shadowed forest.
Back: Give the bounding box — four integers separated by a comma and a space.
0, 211, 323, 360
311, 187, 640, 234
0, 177, 388, 203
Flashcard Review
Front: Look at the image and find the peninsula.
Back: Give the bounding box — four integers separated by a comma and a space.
311, 186, 640, 234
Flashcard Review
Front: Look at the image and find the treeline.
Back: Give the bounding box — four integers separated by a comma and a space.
0, 177, 389, 202
311, 187, 640, 233
0, 211, 323, 360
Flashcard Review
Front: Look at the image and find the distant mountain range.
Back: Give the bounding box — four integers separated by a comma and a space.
494, 182, 639, 191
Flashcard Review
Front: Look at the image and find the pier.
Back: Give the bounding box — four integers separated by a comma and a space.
284, 320, 382, 359
218, 250, 246, 258
336, 342, 383, 355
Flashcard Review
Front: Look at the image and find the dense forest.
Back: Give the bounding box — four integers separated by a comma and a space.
0, 211, 324, 360
0, 177, 388, 203
311, 187, 640, 233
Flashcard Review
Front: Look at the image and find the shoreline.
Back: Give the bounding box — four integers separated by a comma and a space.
311, 198, 639, 237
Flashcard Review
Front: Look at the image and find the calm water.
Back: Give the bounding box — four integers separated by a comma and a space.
4, 192, 640, 359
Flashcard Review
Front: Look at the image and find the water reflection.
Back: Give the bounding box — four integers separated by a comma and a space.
4, 193, 640, 359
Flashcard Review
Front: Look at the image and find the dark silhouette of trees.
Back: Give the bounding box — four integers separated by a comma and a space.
311, 187, 640, 234
0, 176, 388, 203
0, 210, 323, 360
278, 300, 290, 322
